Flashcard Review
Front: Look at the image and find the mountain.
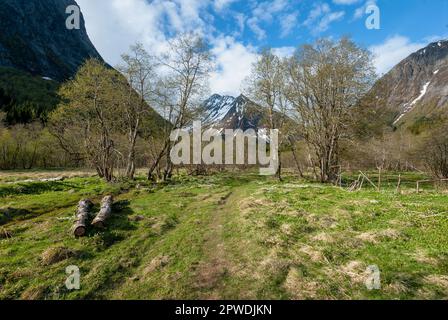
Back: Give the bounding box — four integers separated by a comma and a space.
0, 0, 103, 81
201, 94, 265, 131
0, 0, 105, 124
363, 40, 448, 131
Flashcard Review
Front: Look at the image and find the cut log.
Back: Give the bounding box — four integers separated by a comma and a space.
92, 196, 114, 229
72, 199, 93, 237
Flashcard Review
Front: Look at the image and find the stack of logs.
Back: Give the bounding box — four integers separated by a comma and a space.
72, 196, 114, 237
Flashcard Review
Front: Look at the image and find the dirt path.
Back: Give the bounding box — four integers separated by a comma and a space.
194, 189, 234, 299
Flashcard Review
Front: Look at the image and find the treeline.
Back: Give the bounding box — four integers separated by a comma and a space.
47, 35, 210, 182
244, 38, 448, 181
1, 34, 448, 182
0, 119, 70, 169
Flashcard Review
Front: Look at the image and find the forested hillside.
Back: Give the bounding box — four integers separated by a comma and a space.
0, 67, 59, 124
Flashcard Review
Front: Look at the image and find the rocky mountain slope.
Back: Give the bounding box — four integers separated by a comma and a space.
365, 40, 448, 128
201, 94, 265, 131
0, 0, 103, 81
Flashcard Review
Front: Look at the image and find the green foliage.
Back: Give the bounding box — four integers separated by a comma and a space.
0, 123, 69, 170
0, 67, 59, 124
407, 116, 441, 135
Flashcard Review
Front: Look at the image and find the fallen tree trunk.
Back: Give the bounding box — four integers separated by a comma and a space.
72, 199, 93, 237
92, 196, 114, 228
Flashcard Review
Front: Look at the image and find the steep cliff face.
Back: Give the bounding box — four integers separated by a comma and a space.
365, 40, 448, 127
0, 0, 103, 81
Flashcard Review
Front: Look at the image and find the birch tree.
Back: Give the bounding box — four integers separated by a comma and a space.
245, 49, 291, 180
117, 43, 156, 179
147, 33, 212, 181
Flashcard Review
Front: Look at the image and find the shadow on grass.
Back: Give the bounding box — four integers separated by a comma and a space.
0, 207, 34, 225
0, 180, 84, 198
84, 200, 137, 249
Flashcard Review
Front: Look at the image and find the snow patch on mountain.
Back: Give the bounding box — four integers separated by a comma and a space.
411, 82, 431, 106
202, 94, 236, 125
394, 81, 431, 125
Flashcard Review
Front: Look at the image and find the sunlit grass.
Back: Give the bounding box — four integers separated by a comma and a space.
0, 170, 447, 299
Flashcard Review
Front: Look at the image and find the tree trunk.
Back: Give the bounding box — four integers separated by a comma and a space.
276, 152, 283, 181
147, 142, 169, 181
289, 137, 304, 178
126, 121, 139, 180
126, 149, 136, 180
92, 196, 114, 228
72, 199, 93, 237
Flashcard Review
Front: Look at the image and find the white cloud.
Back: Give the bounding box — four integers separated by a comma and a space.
369, 35, 427, 75
77, 0, 254, 96
272, 46, 296, 58
316, 11, 345, 33
304, 3, 331, 26
247, 17, 267, 40
234, 13, 246, 35
333, 0, 360, 5
209, 37, 258, 96
280, 11, 299, 38
304, 3, 345, 34
213, 0, 238, 12
77, 0, 212, 65
247, 0, 291, 40
353, 0, 377, 20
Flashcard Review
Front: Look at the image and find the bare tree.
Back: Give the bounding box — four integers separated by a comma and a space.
244, 49, 293, 180
421, 125, 448, 178
117, 43, 156, 179
147, 33, 212, 181
285, 38, 376, 183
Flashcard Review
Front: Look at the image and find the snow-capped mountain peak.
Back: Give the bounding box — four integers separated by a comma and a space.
202, 94, 236, 125
200, 94, 264, 131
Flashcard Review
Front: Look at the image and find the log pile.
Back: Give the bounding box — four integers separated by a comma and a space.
92, 196, 114, 229
72, 196, 114, 236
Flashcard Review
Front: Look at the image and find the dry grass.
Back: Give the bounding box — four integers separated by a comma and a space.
412, 249, 439, 266
284, 267, 321, 300
311, 232, 334, 243
299, 245, 325, 263
41, 246, 76, 266
142, 255, 170, 277
424, 275, 448, 289
0, 169, 97, 183
21, 286, 46, 300
356, 228, 402, 244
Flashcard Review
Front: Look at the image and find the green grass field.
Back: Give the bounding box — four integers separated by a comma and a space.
0, 170, 447, 300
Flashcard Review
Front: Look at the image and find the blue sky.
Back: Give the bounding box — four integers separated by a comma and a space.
77, 0, 448, 96
217, 0, 448, 49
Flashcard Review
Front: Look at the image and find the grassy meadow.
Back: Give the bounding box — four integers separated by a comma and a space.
0, 169, 447, 300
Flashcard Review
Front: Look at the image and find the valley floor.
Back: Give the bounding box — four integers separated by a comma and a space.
0, 170, 448, 300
